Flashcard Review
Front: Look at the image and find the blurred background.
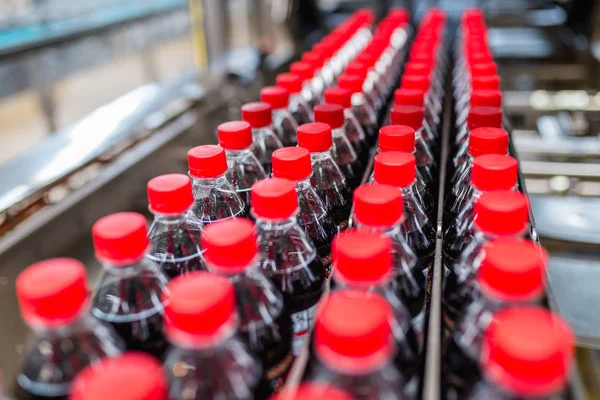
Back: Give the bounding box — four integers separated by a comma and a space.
0, 0, 599, 396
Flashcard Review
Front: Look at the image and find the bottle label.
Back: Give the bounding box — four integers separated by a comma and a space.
266, 352, 294, 392
290, 304, 318, 355
338, 219, 349, 232
321, 253, 333, 278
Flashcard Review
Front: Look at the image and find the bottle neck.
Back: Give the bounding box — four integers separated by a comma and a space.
190, 173, 228, 187
255, 215, 298, 230
332, 126, 346, 138
295, 177, 313, 191
309, 150, 334, 162
225, 147, 253, 158
151, 211, 189, 225
100, 256, 146, 272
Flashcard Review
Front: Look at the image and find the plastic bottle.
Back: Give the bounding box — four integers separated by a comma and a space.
251, 178, 327, 356
443, 191, 530, 330
314, 103, 364, 189
163, 272, 262, 399
389, 105, 437, 185
468, 307, 574, 399
290, 61, 320, 109
70, 352, 167, 400
303, 290, 406, 399
187, 145, 247, 225
297, 122, 353, 232
375, 127, 435, 220
146, 174, 206, 278
323, 86, 369, 165
372, 152, 436, 273
91, 212, 169, 358
454, 106, 503, 150
338, 73, 378, 146
261, 86, 299, 146
443, 239, 547, 397
202, 219, 294, 395
332, 230, 420, 386
444, 155, 518, 262
455, 89, 502, 129
272, 147, 337, 276
276, 73, 314, 125
400, 74, 442, 135
241, 102, 284, 175
15, 258, 123, 399
269, 383, 353, 400
352, 184, 427, 347
217, 121, 267, 213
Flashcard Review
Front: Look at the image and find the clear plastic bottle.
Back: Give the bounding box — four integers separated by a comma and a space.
269, 382, 353, 400
290, 61, 320, 109
261, 86, 299, 146
454, 106, 503, 150
455, 75, 501, 118
323, 86, 369, 165
202, 219, 294, 395
400, 74, 442, 133
443, 239, 547, 398
187, 145, 247, 225
389, 105, 437, 185
297, 122, 353, 232
163, 272, 262, 399
443, 191, 530, 330
146, 174, 206, 279
393, 87, 439, 140
338, 73, 378, 146
453, 122, 506, 173
272, 147, 337, 276
276, 73, 314, 125
241, 102, 283, 175
314, 103, 364, 189
251, 178, 327, 356
91, 212, 169, 358
15, 258, 123, 400
352, 184, 427, 348
332, 230, 420, 387
303, 290, 406, 400
455, 89, 502, 130
372, 152, 436, 274
444, 155, 518, 262
217, 121, 267, 213
375, 128, 435, 220
468, 307, 574, 400
70, 352, 167, 400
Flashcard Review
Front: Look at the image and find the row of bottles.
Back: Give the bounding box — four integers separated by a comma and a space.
441, 8, 574, 400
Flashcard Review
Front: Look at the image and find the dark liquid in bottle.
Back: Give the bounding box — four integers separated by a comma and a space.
315, 186, 353, 232
361, 123, 378, 147
148, 229, 205, 279
442, 335, 481, 399
297, 216, 337, 278
338, 159, 365, 190
13, 386, 67, 400
234, 283, 294, 399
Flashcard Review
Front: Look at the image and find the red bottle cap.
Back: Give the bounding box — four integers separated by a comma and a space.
467, 106, 503, 129
314, 103, 345, 129
272, 147, 312, 181
469, 127, 509, 156
467, 50, 493, 66
202, 218, 258, 274
290, 61, 315, 82
355, 53, 378, 68
71, 353, 168, 400
260, 86, 289, 109
470, 62, 497, 77
471, 75, 501, 90
471, 90, 502, 107
410, 50, 434, 64
163, 272, 237, 346
477, 239, 547, 302
17, 258, 88, 328
92, 212, 148, 265
401, 74, 430, 92
471, 155, 518, 191
276, 72, 303, 94
404, 62, 432, 76
333, 230, 393, 286
314, 290, 394, 373
270, 383, 353, 400
324, 87, 353, 109
217, 120, 253, 150
390, 105, 424, 130
188, 145, 228, 178
297, 122, 333, 152
394, 88, 425, 107
251, 178, 298, 220
241, 101, 272, 128
338, 73, 364, 94
301, 51, 325, 69
474, 191, 529, 236
483, 307, 574, 397
147, 174, 193, 215
345, 61, 369, 78
378, 125, 415, 153
373, 151, 416, 188
353, 184, 404, 227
